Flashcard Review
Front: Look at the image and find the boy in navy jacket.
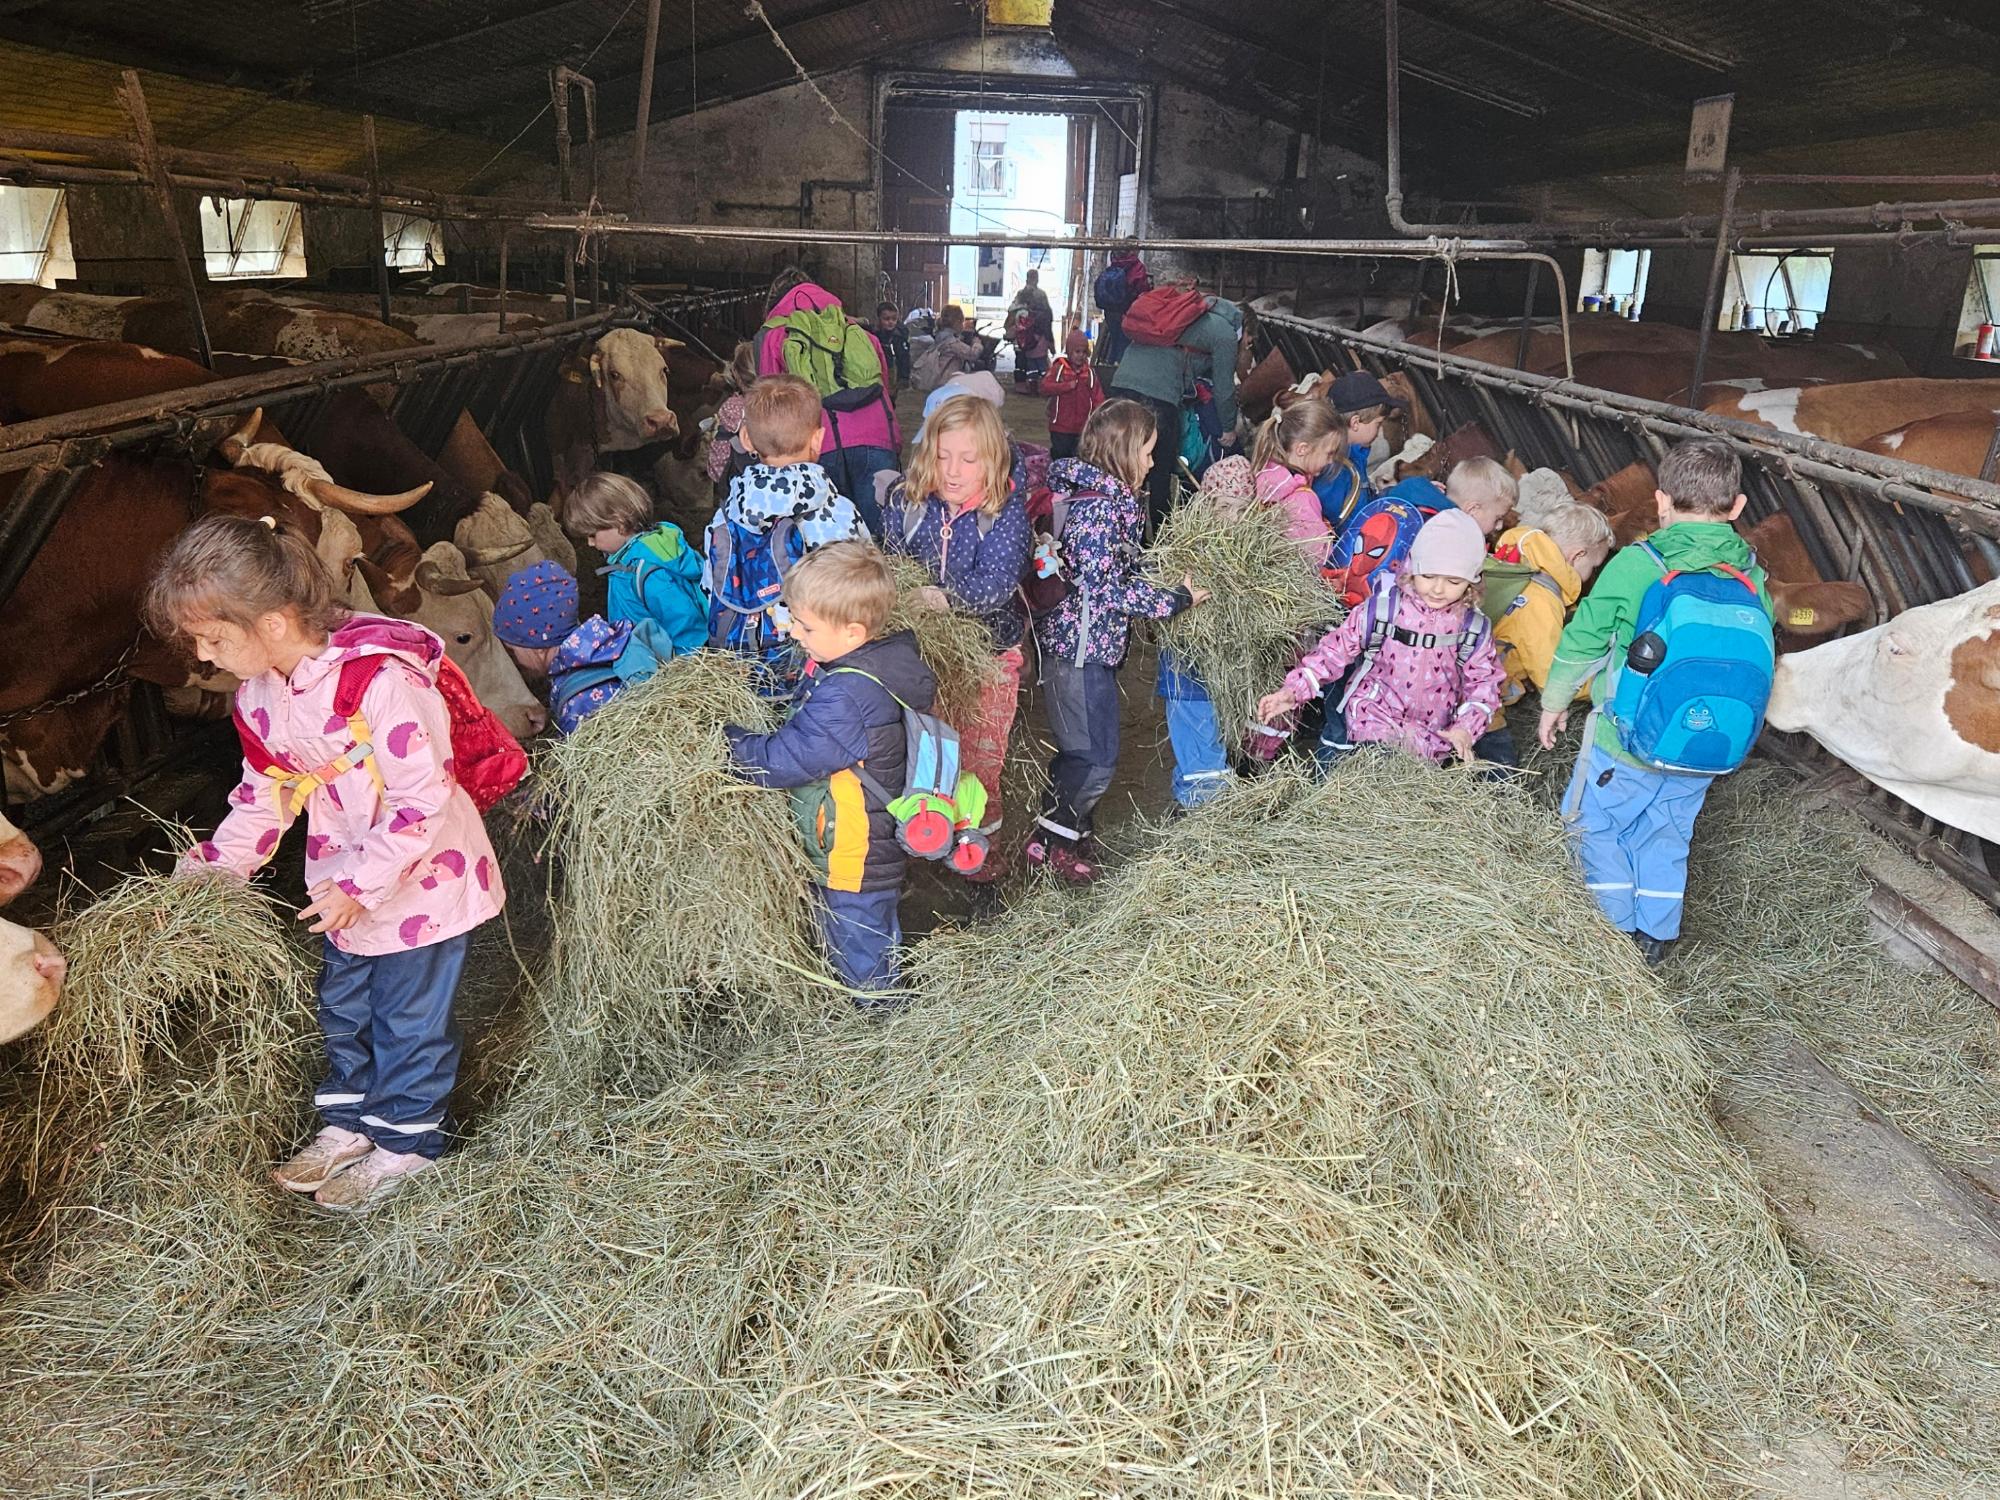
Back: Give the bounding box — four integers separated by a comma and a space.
724, 542, 937, 998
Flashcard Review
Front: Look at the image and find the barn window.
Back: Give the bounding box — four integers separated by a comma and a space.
1721, 248, 1833, 334
384, 214, 444, 271
1577, 247, 1650, 316
1957, 246, 1998, 356
0, 185, 75, 286
200, 197, 306, 280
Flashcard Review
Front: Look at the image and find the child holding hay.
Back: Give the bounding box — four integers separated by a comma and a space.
146, 513, 504, 1213
1539, 440, 1772, 964
494, 561, 671, 735
564, 471, 708, 656
705, 374, 867, 690
724, 542, 937, 997
881, 394, 1032, 892
1030, 399, 1210, 883
1256, 508, 1503, 768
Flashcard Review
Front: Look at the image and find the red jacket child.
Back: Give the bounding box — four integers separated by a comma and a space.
1042, 331, 1104, 451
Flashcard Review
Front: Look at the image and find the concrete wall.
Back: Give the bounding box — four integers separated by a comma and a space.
62, 185, 210, 291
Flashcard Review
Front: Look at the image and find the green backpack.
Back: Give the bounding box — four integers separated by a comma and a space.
763, 299, 887, 415
1478, 536, 1565, 626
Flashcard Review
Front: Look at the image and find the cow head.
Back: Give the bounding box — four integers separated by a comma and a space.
1769, 581, 2000, 841
0, 916, 64, 1044
3, 689, 130, 799
590, 328, 680, 451
367, 542, 545, 739
1741, 513, 1872, 645
0, 810, 42, 906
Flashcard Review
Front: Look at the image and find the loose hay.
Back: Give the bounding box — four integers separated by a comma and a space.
532, 651, 833, 1096
7, 757, 1992, 1498
884, 553, 1002, 727
1147, 492, 1340, 748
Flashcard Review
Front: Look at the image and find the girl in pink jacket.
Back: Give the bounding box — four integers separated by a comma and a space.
1257, 509, 1503, 765
1246, 397, 1342, 569
147, 514, 504, 1214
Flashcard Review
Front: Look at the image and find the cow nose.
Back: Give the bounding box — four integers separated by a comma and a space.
643, 408, 676, 437
32, 935, 66, 989
524, 703, 549, 735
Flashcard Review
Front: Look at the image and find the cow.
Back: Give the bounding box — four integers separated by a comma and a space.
0, 811, 39, 906
1859, 409, 2000, 484
0, 286, 422, 367
1704, 377, 2000, 448
362, 542, 547, 739
0, 916, 64, 1044
1767, 580, 2000, 842
544, 328, 682, 509
454, 493, 579, 598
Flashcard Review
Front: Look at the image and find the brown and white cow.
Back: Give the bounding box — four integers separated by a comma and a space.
545, 328, 682, 507
360, 543, 547, 739
0, 286, 422, 368
0, 811, 40, 906
0, 916, 64, 1044
1768, 580, 2000, 842
1704, 377, 2000, 449
1858, 408, 2000, 485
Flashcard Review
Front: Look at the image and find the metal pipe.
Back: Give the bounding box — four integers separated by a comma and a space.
629, 0, 663, 215
1739, 172, 2000, 189
362, 115, 394, 327
1264, 312, 2000, 532
1690, 166, 1740, 398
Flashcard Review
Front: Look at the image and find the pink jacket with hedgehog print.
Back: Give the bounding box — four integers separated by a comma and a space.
181, 615, 505, 957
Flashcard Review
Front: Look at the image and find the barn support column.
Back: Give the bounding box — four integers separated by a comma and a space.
114, 71, 212, 369
363, 116, 395, 326
1689, 165, 1739, 397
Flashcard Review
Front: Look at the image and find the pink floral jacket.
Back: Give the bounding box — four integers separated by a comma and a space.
1253, 462, 1333, 569
1284, 579, 1503, 762
183, 617, 505, 956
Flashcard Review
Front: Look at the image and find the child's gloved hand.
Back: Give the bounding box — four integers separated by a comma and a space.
1443, 725, 1476, 764
1256, 687, 1297, 724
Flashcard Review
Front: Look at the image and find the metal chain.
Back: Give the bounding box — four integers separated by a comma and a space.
0, 634, 143, 729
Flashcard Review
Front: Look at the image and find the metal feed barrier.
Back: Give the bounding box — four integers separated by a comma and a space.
1258, 312, 2000, 905
0, 288, 765, 836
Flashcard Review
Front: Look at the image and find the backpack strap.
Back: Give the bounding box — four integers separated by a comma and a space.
823, 664, 911, 808
1526, 571, 1564, 606
1338, 571, 1401, 712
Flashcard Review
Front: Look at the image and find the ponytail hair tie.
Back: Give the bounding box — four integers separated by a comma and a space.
259, 515, 278, 530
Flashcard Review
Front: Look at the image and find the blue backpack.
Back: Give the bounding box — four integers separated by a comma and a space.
1607, 541, 1775, 775
1325, 491, 1425, 609
706, 514, 802, 662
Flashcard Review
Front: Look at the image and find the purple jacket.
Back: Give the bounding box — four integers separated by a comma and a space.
1034, 459, 1190, 668
882, 479, 1032, 650
757, 283, 902, 456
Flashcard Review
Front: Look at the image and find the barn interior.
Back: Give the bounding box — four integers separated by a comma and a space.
2, 2, 2000, 1496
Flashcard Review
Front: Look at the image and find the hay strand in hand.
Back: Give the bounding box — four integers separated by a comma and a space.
884, 554, 1001, 726
1148, 492, 1340, 749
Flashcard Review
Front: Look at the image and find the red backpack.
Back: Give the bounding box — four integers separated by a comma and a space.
233, 653, 528, 818
1121, 285, 1209, 347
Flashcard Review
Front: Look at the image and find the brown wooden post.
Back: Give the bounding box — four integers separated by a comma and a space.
363, 115, 395, 325
115, 70, 212, 369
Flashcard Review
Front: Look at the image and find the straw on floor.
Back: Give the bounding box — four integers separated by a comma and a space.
5, 757, 1991, 1498
1146, 491, 1341, 749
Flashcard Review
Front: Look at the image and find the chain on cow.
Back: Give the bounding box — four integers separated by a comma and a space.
0, 634, 143, 729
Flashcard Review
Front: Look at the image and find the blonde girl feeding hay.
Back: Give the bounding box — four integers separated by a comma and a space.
882, 394, 1032, 898
146, 514, 504, 1214
1030, 399, 1211, 884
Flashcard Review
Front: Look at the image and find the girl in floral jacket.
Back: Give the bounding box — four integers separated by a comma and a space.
1030, 399, 1210, 883
147, 514, 503, 1214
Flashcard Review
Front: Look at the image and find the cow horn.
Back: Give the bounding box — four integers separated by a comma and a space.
415, 560, 487, 597
352, 555, 419, 616
219, 407, 264, 463
457, 538, 534, 567
304, 476, 433, 516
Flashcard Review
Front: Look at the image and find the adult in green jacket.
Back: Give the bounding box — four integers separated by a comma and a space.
1108, 296, 1243, 531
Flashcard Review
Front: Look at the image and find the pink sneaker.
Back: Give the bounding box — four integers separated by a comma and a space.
271, 1128, 373, 1194
312, 1146, 433, 1214
1050, 844, 1104, 885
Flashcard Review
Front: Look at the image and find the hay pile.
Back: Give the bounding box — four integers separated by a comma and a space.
1147, 492, 1340, 747
883, 553, 1001, 726
7, 759, 1991, 1497
531, 650, 833, 1095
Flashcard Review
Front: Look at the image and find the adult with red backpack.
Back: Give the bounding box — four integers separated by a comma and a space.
1108, 284, 1244, 534
757, 269, 903, 537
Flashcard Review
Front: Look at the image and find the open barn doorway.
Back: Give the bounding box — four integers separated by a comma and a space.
947, 110, 1078, 369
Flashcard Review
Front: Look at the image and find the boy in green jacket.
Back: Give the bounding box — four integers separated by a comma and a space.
1537, 440, 1774, 964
